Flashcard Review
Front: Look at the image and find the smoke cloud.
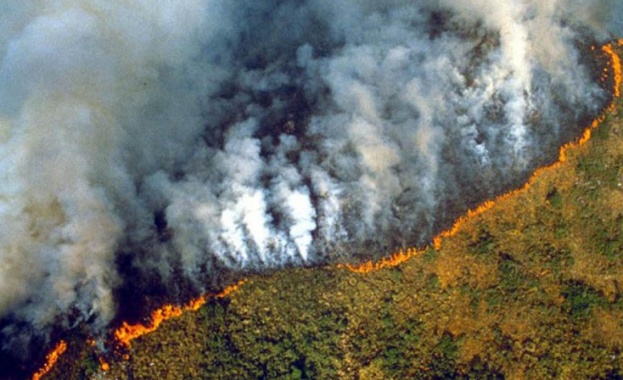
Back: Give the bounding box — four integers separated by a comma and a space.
0, 0, 620, 365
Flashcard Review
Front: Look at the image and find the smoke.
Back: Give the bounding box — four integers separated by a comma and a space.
0, 0, 620, 366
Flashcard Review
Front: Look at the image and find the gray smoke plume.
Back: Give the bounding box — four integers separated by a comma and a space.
0, 0, 621, 365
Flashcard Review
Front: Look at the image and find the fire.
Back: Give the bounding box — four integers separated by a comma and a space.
113, 279, 247, 349
31, 340, 67, 380
345, 41, 623, 273
339, 247, 424, 273
98, 357, 110, 371
30, 41, 623, 378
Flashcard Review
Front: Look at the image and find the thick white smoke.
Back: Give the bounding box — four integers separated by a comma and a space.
0, 0, 620, 363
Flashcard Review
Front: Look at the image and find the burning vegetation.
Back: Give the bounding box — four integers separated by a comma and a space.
31, 40, 623, 380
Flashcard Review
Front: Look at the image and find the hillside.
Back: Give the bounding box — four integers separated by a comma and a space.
40, 42, 623, 380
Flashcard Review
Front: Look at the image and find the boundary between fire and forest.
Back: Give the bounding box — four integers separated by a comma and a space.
30, 39, 623, 380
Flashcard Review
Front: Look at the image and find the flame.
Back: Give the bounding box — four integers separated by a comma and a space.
604, 42, 622, 98
113, 279, 247, 349
99, 357, 110, 371
345, 41, 623, 273
339, 247, 424, 273
30, 40, 623, 378
31, 340, 67, 380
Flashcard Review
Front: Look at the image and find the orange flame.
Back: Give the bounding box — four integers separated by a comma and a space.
345, 42, 623, 273
31, 340, 67, 380
603, 43, 622, 98
113, 279, 247, 349
99, 356, 110, 371
339, 247, 424, 273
